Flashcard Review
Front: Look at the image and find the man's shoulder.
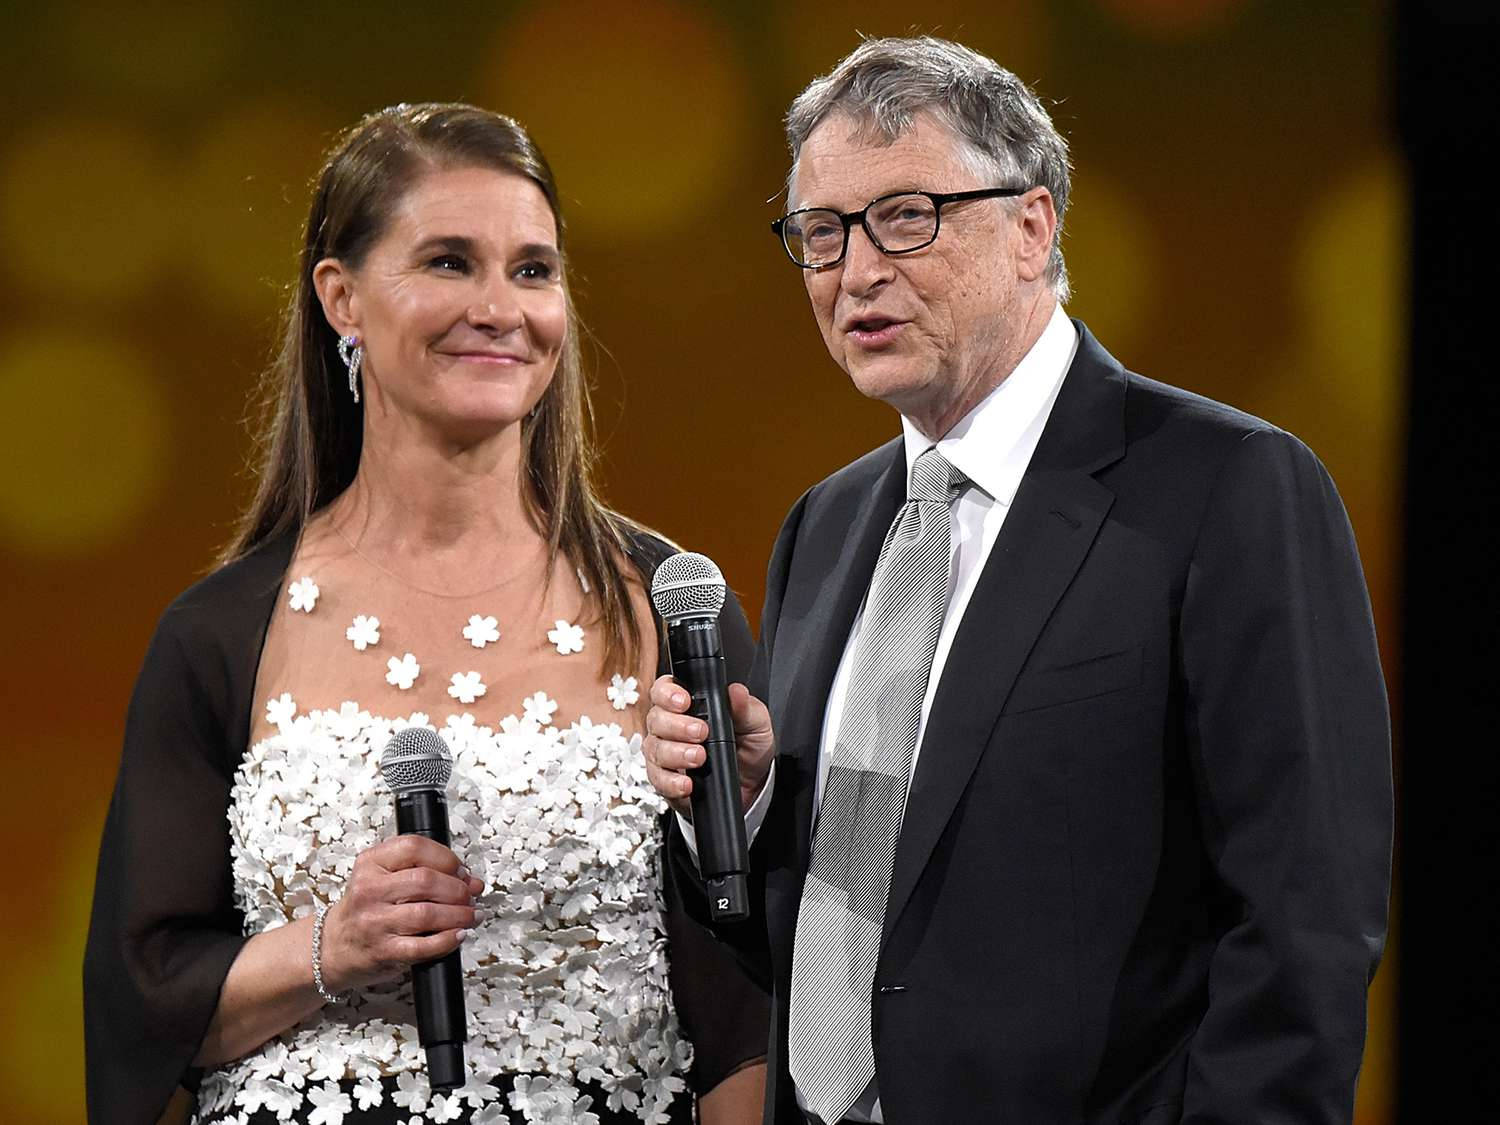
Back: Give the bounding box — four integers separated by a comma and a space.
1119, 373, 1279, 470
1122, 369, 1280, 445
1130, 369, 1329, 470
1109, 367, 1338, 521
1069, 321, 1293, 461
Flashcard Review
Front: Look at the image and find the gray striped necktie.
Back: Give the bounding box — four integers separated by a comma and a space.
788, 446, 967, 1124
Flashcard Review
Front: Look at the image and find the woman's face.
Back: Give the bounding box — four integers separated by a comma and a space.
324, 165, 567, 443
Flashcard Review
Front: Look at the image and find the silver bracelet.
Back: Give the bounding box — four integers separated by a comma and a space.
312, 900, 340, 1004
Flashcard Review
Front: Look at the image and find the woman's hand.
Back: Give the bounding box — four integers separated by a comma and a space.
195, 835, 484, 1066
320, 834, 484, 992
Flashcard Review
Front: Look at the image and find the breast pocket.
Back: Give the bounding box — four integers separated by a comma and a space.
1003, 645, 1142, 715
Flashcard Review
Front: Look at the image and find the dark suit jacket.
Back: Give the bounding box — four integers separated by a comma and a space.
680, 323, 1391, 1125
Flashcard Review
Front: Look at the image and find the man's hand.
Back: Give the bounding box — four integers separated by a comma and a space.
643, 676, 775, 819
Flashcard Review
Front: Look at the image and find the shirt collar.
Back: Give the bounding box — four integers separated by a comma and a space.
901, 302, 1078, 506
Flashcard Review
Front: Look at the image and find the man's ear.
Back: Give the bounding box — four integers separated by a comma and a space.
1013, 187, 1057, 284
312, 258, 359, 338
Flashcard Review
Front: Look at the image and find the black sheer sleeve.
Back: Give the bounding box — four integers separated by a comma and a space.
663, 837, 771, 1094
627, 529, 771, 1094
84, 539, 289, 1124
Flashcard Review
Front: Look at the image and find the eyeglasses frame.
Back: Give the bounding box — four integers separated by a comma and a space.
770, 186, 1031, 269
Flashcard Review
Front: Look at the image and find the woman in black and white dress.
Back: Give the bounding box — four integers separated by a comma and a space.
84, 103, 767, 1125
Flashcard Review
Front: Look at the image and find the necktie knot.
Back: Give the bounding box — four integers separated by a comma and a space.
908, 447, 966, 505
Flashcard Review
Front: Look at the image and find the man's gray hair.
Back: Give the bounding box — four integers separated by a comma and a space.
786, 36, 1072, 300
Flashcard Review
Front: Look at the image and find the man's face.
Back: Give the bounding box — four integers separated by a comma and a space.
792, 112, 1039, 432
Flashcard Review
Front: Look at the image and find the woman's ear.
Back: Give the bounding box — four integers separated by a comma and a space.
312, 258, 359, 338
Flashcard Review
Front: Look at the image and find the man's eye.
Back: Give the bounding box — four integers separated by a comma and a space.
875, 201, 932, 226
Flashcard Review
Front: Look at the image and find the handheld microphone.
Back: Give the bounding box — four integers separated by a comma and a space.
379, 728, 467, 1093
650, 552, 751, 923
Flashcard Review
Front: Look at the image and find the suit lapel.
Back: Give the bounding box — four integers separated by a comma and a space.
884, 324, 1128, 936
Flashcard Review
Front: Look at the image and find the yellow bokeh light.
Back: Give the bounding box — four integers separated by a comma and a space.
1059, 170, 1157, 362
0, 119, 174, 299
1254, 154, 1407, 636
477, 0, 751, 241
0, 334, 169, 555
180, 101, 333, 316
1293, 153, 1406, 442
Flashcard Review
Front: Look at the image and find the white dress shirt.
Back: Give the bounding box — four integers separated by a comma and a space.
680, 304, 1078, 1121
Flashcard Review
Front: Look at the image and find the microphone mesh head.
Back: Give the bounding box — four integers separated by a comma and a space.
650, 551, 727, 621
380, 727, 453, 795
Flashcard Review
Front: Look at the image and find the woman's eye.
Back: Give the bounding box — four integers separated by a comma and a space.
516, 261, 555, 282
430, 254, 468, 273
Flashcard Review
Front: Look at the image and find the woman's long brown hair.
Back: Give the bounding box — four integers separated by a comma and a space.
222, 103, 644, 674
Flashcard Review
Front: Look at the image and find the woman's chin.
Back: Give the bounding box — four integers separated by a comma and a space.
388, 390, 542, 445
443, 410, 531, 446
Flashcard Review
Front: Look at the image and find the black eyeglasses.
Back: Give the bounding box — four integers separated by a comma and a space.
771, 186, 1030, 269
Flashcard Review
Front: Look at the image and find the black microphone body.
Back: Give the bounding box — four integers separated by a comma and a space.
393, 787, 467, 1092
665, 612, 752, 923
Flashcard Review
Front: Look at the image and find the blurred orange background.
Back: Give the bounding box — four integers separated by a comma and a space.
0, 2, 1400, 1121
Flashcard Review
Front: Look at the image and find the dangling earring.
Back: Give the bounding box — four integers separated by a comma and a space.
336, 335, 363, 404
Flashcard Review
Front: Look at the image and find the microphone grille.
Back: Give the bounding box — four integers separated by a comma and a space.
650, 551, 727, 621
380, 727, 453, 794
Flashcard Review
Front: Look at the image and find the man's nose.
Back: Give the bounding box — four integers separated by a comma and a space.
840, 223, 893, 295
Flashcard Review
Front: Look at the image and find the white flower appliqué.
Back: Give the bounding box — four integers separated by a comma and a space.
306, 1080, 352, 1125
448, 671, 486, 704
547, 619, 585, 655
385, 653, 420, 690
462, 614, 501, 649
352, 1076, 383, 1110
265, 693, 296, 727
346, 615, 381, 651
522, 691, 559, 725
607, 674, 640, 711
288, 577, 320, 613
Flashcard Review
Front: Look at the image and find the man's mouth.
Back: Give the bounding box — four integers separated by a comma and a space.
845, 316, 907, 346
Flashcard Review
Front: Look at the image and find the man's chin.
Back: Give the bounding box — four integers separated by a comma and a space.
844, 357, 935, 411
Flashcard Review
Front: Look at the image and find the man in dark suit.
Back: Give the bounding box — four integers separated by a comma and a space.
645, 36, 1391, 1125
